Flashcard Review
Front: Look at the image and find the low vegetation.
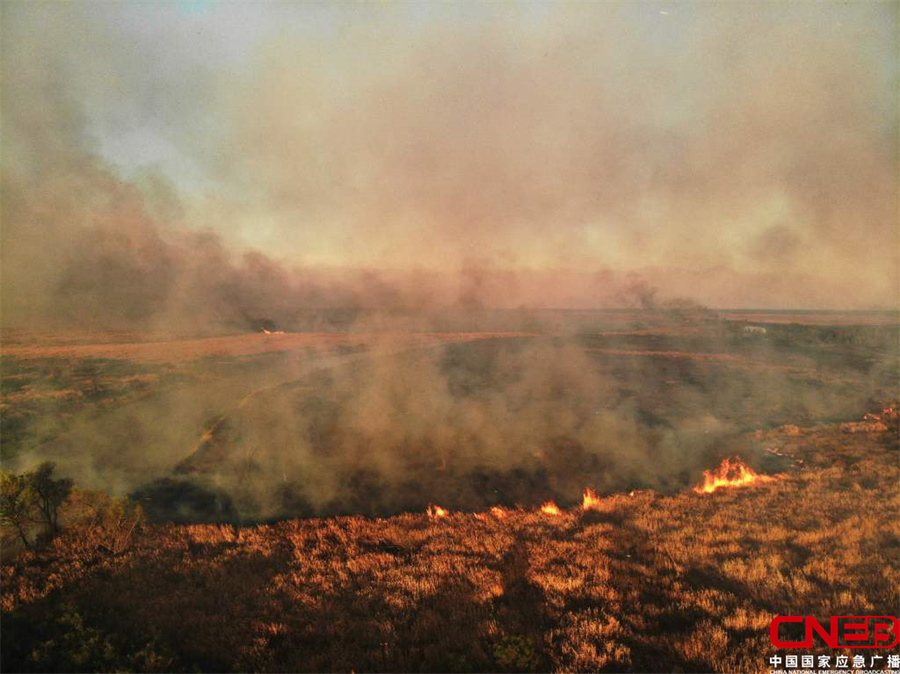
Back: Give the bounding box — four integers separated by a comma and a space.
0, 357, 167, 460
2, 420, 896, 673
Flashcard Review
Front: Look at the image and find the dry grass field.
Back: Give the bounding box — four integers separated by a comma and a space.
0, 331, 526, 364
0, 330, 525, 464
2, 415, 897, 673
4, 1, 898, 670
2, 315, 898, 672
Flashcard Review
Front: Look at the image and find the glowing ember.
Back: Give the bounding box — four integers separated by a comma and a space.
694, 457, 777, 494
581, 488, 602, 511
427, 505, 449, 519
540, 501, 561, 516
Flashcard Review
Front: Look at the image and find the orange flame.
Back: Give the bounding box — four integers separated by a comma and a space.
540, 501, 561, 516
475, 506, 508, 521
581, 488, 602, 511
427, 505, 449, 519
694, 457, 777, 494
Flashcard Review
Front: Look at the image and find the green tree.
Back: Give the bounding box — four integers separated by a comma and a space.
27, 461, 73, 534
1, 471, 37, 548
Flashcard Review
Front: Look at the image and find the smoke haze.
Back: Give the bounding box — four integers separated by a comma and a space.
1, 1, 898, 522
2, 1, 898, 331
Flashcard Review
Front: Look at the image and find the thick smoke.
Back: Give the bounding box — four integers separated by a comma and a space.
134, 326, 891, 521
2, 2, 898, 331
1, 3, 897, 520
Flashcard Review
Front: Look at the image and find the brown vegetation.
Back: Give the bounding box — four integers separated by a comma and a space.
0, 331, 523, 364
0, 331, 525, 464
3, 421, 897, 673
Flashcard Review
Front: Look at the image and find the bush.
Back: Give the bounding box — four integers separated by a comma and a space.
493, 635, 539, 672
1, 462, 72, 547
65, 489, 145, 555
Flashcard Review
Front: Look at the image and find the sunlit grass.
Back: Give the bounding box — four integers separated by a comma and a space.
2, 421, 897, 672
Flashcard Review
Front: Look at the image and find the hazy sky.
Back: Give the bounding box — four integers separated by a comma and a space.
2, 1, 898, 315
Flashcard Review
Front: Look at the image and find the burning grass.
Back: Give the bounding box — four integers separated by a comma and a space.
581, 488, 602, 511
540, 501, 562, 516
2, 420, 897, 673
2, 322, 897, 671
692, 457, 781, 494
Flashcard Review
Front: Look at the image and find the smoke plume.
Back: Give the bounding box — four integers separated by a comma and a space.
2, 2, 898, 331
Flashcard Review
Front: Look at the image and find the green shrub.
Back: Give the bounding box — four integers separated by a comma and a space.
493, 635, 538, 672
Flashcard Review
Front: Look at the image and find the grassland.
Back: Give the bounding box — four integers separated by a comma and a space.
161, 318, 898, 522
2, 418, 897, 673
0, 330, 517, 467
1, 312, 898, 672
